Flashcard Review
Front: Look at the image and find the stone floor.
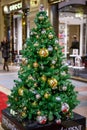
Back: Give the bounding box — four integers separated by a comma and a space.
73, 86, 87, 119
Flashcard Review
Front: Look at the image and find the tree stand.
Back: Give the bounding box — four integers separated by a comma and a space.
1, 109, 86, 130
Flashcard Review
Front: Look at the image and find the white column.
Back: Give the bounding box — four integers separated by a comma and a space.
80, 23, 83, 56
65, 21, 67, 57
85, 16, 87, 55
17, 17, 22, 55
27, 19, 30, 38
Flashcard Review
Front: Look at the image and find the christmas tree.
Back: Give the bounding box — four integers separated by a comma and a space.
8, 5, 79, 125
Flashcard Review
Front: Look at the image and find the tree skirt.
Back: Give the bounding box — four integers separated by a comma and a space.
0, 91, 8, 122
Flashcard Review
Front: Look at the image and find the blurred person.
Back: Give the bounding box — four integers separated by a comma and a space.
70, 35, 79, 54
0, 36, 10, 71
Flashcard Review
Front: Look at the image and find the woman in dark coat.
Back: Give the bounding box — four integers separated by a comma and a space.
1, 37, 10, 71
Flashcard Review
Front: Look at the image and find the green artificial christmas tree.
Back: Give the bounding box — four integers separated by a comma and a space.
8, 5, 79, 125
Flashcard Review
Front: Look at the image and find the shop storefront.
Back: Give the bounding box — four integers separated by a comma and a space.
48, 0, 87, 58
2, 0, 30, 62
1, 0, 41, 63
1, 0, 87, 63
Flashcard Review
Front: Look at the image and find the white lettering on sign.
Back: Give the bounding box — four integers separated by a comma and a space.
9, 2, 22, 12
2, 115, 19, 130
61, 125, 82, 130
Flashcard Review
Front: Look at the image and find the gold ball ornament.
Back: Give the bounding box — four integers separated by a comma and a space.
51, 65, 55, 68
44, 93, 50, 99
22, 58, 27, 65
28, 76, 34, 80
15, 97, 18, 101
48, 78, 58, 89
34, 83, 38, 87
38, 15, 44, 20
37, 111, 41, 115
28, 64, 31, 68
41, 75, 47, 82
21, 112, 27, 117
20, 67, 23, 71
33, 62, 39, 68
18, 88, 24, 96
32, 101, 37, 106
48, 33, 53, 39
36, 35, 39, 39
55, 46, 58, 50
49, 26, 53, 29
38, 48, 49, 57
23, 107, 27, 110
19, 68, 24, 74
34, 43, 39, 46
26, 79, 28, 83
47, 28, 50, 30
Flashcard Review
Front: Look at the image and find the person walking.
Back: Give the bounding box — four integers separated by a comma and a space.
0, 36, 10, 71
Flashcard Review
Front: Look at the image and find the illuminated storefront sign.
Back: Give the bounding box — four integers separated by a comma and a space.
3, 5, 9, 14
3, 2, 22, 14
48, 0, 65, 4
9, 2, 22, 12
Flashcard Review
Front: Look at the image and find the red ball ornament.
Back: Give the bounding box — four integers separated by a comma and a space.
61, 103, 69, 113
37, 116, 47, 124
55, 119, 61, 125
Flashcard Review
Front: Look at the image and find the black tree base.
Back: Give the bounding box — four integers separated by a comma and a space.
1, 109, 86, 130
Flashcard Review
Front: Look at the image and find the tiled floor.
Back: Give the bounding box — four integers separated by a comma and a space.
73, 86, 87, 119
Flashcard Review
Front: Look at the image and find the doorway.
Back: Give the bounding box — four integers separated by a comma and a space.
68, 25, 80, 54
